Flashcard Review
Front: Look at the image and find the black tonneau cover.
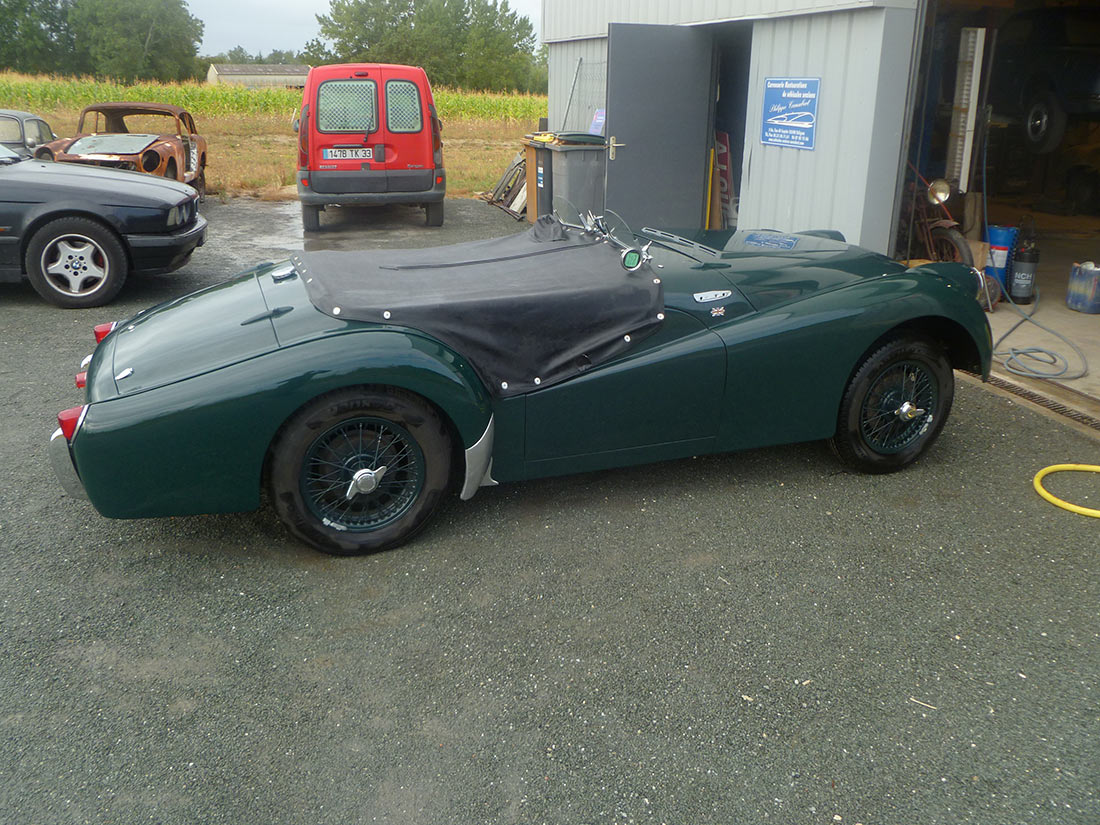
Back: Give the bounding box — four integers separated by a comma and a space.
291, 221, 664, 397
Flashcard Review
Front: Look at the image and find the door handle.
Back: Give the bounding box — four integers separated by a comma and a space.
608, 136, 626, 161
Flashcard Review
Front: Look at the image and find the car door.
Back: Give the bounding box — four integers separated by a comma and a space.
0, 115, 24, 156
311, 71, 384, 193
379, 67, 434, 193
522, 246, 735, 478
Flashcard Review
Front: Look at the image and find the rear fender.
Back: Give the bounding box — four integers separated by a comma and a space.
72, 330, 492, 519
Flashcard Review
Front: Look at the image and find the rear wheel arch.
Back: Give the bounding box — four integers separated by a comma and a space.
262, 382, 465, 493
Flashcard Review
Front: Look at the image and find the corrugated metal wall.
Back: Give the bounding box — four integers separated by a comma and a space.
544, 0, 923, 253
543, 0, 919, 42
738, 6, 918, 251
547, 38, 609, 132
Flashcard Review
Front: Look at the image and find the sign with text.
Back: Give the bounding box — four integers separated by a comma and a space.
761, 77, 820, 150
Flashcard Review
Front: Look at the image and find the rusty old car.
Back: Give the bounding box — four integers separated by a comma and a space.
39, 102, 207, 198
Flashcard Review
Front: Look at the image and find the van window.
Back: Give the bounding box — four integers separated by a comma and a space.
385, 80, 423, 133
317, 80, 378, 132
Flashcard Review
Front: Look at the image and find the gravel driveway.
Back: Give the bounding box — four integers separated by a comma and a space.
1, 198, 1097, 824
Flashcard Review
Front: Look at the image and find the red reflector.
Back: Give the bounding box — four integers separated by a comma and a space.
436, 176, 443, 184
57, 406, 86, 441
93, 321, 117, 343
75, 372, 87, 389
302, 179, 309, 187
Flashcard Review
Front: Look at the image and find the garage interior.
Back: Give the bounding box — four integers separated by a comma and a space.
904, 0, 1100, 413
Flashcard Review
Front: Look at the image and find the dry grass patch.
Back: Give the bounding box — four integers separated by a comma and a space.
35, 108, 534, 200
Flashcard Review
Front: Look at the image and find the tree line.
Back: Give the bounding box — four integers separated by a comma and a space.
0, 0, 545, 92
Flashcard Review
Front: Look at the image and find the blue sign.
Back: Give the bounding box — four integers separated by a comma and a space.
761, 78, 820, 150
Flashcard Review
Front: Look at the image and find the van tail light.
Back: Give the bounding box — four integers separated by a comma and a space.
57, 405, 87, 441
298, 105, 310, 167
75, 372, 87, 389
429, 106, 443, 167
93, 321, 117, 343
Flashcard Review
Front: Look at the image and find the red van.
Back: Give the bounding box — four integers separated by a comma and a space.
295, 63, 445, 229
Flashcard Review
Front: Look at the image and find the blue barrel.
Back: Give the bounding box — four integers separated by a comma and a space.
984, 225, 1018, 289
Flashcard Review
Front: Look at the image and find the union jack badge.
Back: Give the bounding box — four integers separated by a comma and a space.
710, 306, 726, 317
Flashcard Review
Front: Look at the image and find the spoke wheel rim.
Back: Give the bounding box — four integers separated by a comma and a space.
300, 416, 425, 532
40, 233, 109, 296
859, 360, 939, 454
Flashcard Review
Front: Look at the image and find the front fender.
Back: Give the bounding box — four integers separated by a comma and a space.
72, 329, 492, 519
715, 269, 990, 452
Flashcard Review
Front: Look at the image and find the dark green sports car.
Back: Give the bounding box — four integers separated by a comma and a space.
49, 207, 992, 555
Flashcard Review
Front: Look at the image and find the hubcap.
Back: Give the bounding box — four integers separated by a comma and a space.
860, 361, 938, 454
41, 234, 108, 296
1026, 106, 1048, 142
346, 466, 388, 499
301, 417, 424, 532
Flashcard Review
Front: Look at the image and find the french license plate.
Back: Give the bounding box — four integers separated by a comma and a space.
322, 147, 373, 160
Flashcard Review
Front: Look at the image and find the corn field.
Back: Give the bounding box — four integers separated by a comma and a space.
0, 72, 547, 122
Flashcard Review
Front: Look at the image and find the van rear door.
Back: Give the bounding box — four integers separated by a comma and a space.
378, 66, 434, 193
310, 71, 384, 194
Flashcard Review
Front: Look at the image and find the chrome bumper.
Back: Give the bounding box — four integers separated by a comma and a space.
49, 428, 88, 501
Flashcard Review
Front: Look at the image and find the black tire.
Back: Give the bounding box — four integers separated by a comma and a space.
25, 217, 129, 308
192, 169, 206, 203
425, 200, 444, 227
929, 226, 974, 267
269, 387, 453, 555
1023, 91, 1066, 155
302, 204, 321, 232
829, 337, 954, 474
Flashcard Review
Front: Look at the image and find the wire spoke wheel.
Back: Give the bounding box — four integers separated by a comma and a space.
301, 417, 425, 531
830, 337, 954, 473
859, 360, 938, 454
270, 388, 452, 555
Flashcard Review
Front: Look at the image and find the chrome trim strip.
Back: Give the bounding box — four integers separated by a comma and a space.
49, 428, 88, 501
460, 415, 497, 501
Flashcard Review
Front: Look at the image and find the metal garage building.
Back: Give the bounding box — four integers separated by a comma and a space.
542, 1, 925, 255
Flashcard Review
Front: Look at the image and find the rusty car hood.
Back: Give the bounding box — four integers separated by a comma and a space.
65, 134, 159, 156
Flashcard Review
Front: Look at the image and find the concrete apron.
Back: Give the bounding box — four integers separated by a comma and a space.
984, 235, 1100, 423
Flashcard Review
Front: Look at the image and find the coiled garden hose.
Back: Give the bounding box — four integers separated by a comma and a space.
1033, 464, 1100, 518
993, 287, 1089, 380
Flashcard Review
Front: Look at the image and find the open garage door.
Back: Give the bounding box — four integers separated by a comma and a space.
604, 23, 717, 230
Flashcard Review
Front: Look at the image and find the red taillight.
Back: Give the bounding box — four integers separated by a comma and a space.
75, 372, 87, 389
57, 405, 87, 441
93, 321, 117, 343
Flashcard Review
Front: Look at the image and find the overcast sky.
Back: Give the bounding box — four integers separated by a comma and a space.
186, 0, 543, 58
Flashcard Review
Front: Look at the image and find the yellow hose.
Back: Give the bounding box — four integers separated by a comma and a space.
1033, 464, 1100, 518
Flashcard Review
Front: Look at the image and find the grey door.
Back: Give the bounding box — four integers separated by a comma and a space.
604, 23, 716, 231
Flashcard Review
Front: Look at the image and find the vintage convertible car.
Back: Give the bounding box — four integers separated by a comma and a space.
38, 103, 207, 197
49, 205, 991, 555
